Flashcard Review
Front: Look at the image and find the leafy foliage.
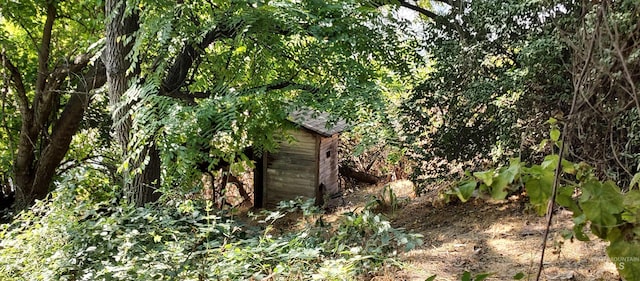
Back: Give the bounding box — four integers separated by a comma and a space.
444, 134, 640, 280
404, 0, 640, 191
557, 0, 640, 187
0, 175, 421, 280
401, 0, 573, 192
112, 0, 422, 194
1, 0, 108, 207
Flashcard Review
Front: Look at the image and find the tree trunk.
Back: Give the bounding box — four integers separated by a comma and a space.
104, 0, 161, 206
127, 143, 161, 205
339, 165, 380, 184
30, 64, 107, 203
6, 2, 107, 210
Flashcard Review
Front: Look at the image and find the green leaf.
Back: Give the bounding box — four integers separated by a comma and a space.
555, 185, 580, 213
541, 155, 558, 170
550, 128, 560, 142
474, 273, 492, 281
473, 170, 494, 186
490, 182, 510, 200
524, 165, 554, 215
456, 180, 477, 202
513, 272, 525, 280
622, 190, 640, 223
607, 240, 640, 281
490, 161, 521, 200
561, 159, 577, 174
425, 275, 437, 281
461, 271, 472, 281
579, 180, 624, 229
573, 214, 590, 241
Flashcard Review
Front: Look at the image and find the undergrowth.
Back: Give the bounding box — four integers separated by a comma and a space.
442, 123, 640, 280
0, 180, 421, 280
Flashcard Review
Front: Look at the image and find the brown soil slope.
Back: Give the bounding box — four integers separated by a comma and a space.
343, 181, 620, 281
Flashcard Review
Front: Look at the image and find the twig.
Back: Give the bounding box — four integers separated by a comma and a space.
535, 123, 567, 281
536, 4, 599, 280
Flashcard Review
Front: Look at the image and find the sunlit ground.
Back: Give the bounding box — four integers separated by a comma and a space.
340, 181, 620, 281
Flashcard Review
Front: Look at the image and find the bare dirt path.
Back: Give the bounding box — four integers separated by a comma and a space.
341, 181, 620, 281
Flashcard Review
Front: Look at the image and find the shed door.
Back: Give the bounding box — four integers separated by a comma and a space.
318, 135, 340, 199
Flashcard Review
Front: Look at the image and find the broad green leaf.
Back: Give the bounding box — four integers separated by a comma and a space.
490, 183, 510, 200
561, 159, 577, 174
490, 161, 521, 200
524, 166, 554, 215
456, 180, 477, 202
555, 185, 580, 213
550, 128, 560, 142
621, 190, 640, 223
461, 271, 472, 281
513, 272, 525, 279
580, 180, 624, 229
473, 170, 494, 186
496, 161, 521, 186
425, 275, 437, 281
541, 155, 558, 170
607, 240, 640, 281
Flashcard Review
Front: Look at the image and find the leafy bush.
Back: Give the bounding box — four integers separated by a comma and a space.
401, 0, 572, 192
0, 178, 421, 280
444, 154, 640, 280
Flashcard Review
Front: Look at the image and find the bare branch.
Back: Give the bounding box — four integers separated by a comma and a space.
601, 2, 640, 113
397, 0, 441, 21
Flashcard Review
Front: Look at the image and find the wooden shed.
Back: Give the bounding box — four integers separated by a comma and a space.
254, 110, 348, 207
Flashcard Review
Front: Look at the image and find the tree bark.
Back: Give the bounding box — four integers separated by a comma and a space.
5, 1, 107, 209
104, 0, 161, 206
30, 64, 107, 202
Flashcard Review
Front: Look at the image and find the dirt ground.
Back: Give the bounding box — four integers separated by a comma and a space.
339, 180, 621, 281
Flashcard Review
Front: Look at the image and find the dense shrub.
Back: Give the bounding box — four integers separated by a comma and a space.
0, 177, 421, 280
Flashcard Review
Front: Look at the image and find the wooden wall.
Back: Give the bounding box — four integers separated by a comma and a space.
264, 129, 319, 206
318, 135, 340, 202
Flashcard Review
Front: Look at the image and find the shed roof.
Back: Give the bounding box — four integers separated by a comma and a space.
289, 109, 348, 137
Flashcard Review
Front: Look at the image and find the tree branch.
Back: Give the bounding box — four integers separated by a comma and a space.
31, 61, 107, 201
397, 0, 442, 21
0, 51, 30, 114
36, 2, 56, 95
160, 81, 321, 104
396, 0, 469, 38
238, 81, 321, 95
161, 25, 239, 93
32, 2, 58, 139
46, 53, 94, 93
